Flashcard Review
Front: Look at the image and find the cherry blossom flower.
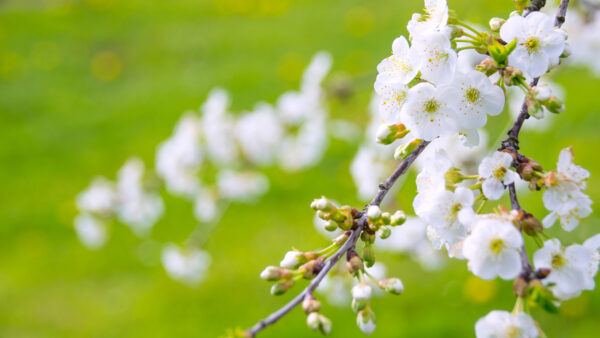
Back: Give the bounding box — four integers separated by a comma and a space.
478, 151, 518, 200
351, 283, 373, 301
407, 0, 450, 39
400, 82, 458, 141
161, 244, 211, 286
533, 238, 600, 300
236, 103, 283, 166
374, 77, 408, 124
542, 147, 592, 231
463, 218, 522, 280
411, 31, 457, 85
475, 310, 538, 338
500, 12, 566, 77
74, 214, 107, 250
447, 70, 505, 129
76, 177, 116, 215
376, 36, 419, 85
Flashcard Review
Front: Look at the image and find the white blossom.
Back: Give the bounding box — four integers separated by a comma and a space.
115, 158, 164, 235
236, 103, 283, 166
356, 310, 376, 335
500, 12, 566, 77
463, 218, 522, 280
76, 177, 116, 215
411, 31, 457, 85
374, 77, 408, 124
216, 170, 269, 202
193, 188, 218, 222
475, 310, 539, 338
155, 113, 203, 197
376, 36, 419, 85
74, 213, 107, 250
407, 0, 450, 39
533, 238, 599, 300
447, 70, 505, 129
478, 151, 518, 200
201, 88, 239, 165
161, 244, 211, 286
400, 82, 458, 141
542, 147, 592, 231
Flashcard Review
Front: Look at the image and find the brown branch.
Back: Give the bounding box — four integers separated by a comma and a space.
246, 141, 430, 337
500, 0, 570, 280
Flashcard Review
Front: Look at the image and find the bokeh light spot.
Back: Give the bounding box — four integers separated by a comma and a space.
277, 52, 305, 83
463, 275, 497, 303
91, 51, 122, 82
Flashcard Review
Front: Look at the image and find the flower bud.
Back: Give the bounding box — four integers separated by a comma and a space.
378, 226, 391, 239
302, 295, 322, 314
390, 210, 406, 226
444, 167, 464, 185
280, 251, 305, 268
333, 231, 350, 246
352, 283, 373, 301
271, 280, 294, 295
306, 312, 331, 335
517, 157, 543, 181
311, 196, 336, 213
543, 95, 565, 114
361, 231, 376, 245
489, 17, 505, 31
366, 205, 382, 222
527, 101, 544, 119
380, 212, 391, 225
503, 66, 524, 86
356, 308, 376, 334
476, 57, 498, 76
346, 250, 364, 274
520, 213, 543, 237
260, 266, 282, 281
380, 278, 404, 295
324, 220, 338, 232
536, 268, 551, 279
394, 139, 422, 160
299, 259, 325, 279
376, 123, 409, 145
362, 244, 375, 267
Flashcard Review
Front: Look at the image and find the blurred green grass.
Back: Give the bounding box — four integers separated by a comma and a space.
1, 0, 600, 337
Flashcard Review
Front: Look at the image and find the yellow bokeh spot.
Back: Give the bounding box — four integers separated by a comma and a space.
463, 275, 497, 303
344, 6, 374, 37
31, 41, 61, 71
277, 52, 306, 83
91, 51, 122, 82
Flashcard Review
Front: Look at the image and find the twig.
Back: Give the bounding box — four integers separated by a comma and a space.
246, 141, 430, 337
500, 0, 570, 280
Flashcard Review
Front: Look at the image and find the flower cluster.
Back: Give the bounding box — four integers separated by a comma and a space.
252, 1, 600, 337
75, 53, 334, 285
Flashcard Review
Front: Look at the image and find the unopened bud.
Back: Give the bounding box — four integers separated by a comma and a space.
489, 17, 505, 31
445, 167, 464, 185
302, 295, 322, 314
361, 231, 376, 244
380, 212, 391, 225
280, 251, 305, 268
476, 57, 498, 76
366, 205, 382, 221
380, 278, 404, 295
536, 268, 551, 278
527, 101, 544, 119
333, 231, 351, 246
378, 226, 391, 239
363, 245, 375, 267
260, 266, 282, 281
521, 213, 543, 237
376, 123, 409, 145
299, 259, 325, 279
324, 220, 338, 232
390, 210, 406, 226
517, 157, 543, 181
543, 96, 565, 114
394, 139, 422, 160
346, 250, 364, 274
357, 308, 376, 334
503, 66, 524, 86
513, 277, 528, 297
271, 280, 294, 295
306, 312, 332, 335
352, 283, 373, 301
311, 196, 336, 213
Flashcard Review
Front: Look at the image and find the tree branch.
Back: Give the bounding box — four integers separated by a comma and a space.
246, 141, 430, 337
500, 0, 570, 281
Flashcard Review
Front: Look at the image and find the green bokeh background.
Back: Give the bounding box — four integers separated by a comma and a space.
1, 0, 599, 336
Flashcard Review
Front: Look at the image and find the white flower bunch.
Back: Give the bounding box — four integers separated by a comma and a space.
161, 243, 211, 286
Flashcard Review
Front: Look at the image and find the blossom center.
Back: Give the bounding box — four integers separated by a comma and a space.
505, 325, 521, 338
493, 166, 507, 180
489, 238, 504, 254
465, 87, 481, 103
551, 253, 568, 268
524, 36, 541, 54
